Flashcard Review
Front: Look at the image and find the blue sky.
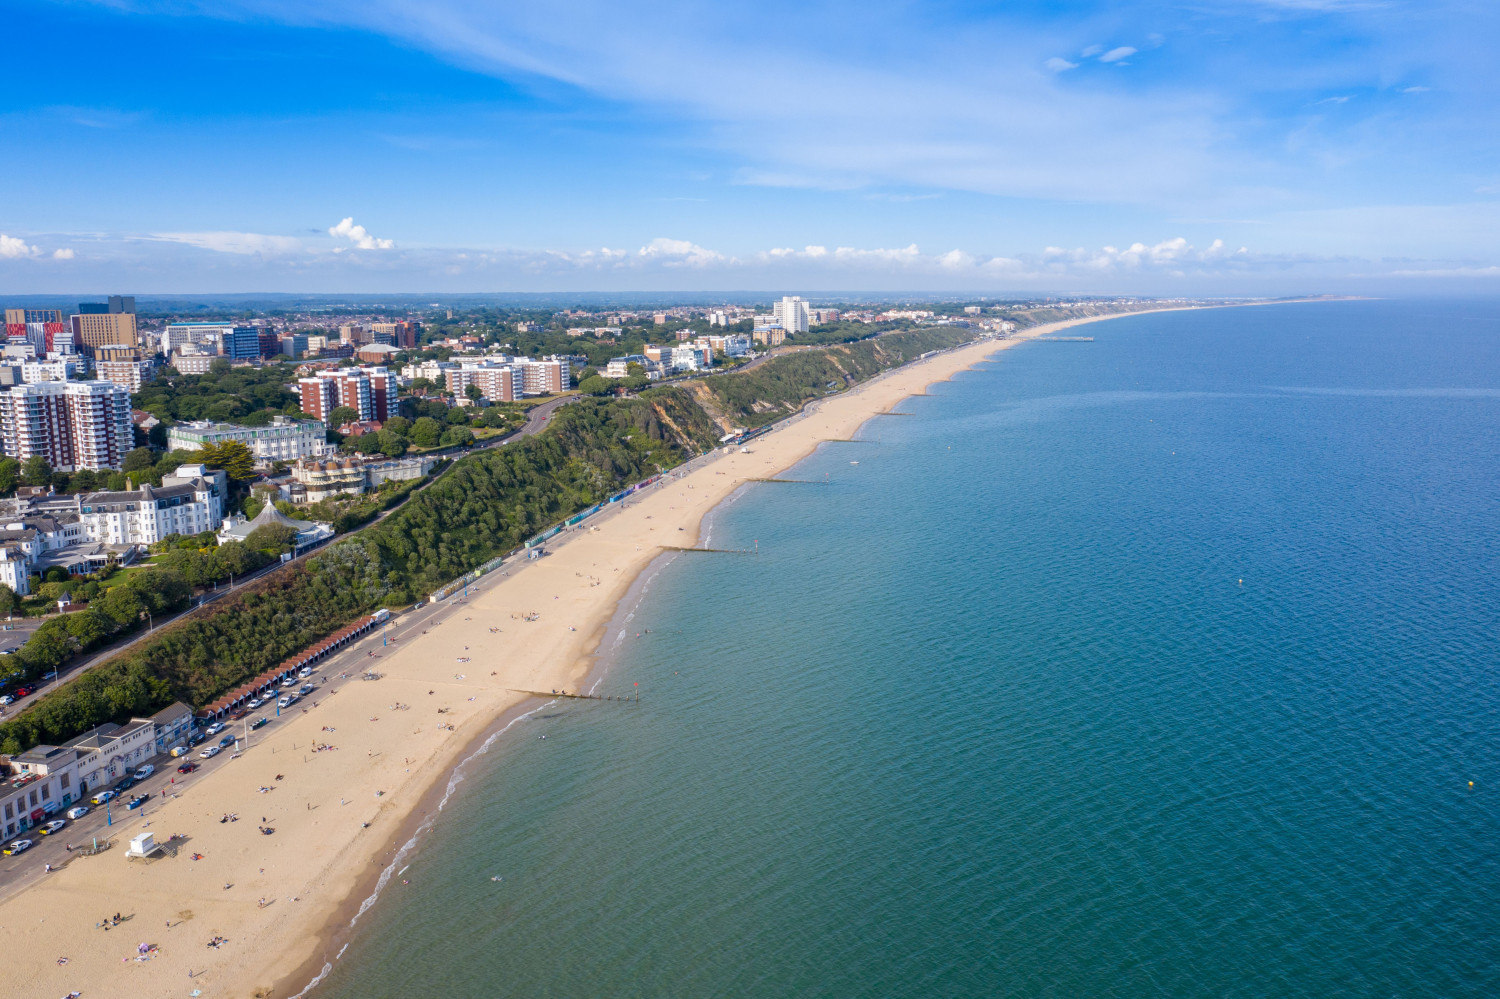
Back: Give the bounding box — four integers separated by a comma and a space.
0, 0, 1496, 294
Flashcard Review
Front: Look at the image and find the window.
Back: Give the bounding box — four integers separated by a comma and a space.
40, 785, 50, 801
61, 773, 70, 788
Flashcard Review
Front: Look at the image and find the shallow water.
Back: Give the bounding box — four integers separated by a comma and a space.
315, 300, 1500, 998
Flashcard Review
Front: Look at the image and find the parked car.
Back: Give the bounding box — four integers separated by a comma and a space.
277, 694, 297, 709
176, 761, 199, 774
90, 790, 116, 805
204, 722, 225, 736
126, 794, 150, 810
38, 819, 66, 836
112, 776, 136, 794
168, 745, 189, 757
66, 805, 90, 820
298, 666, 313, 678
248, 697, 264, 709
230, 708, 249, 721
250, 716, 269, 730
0, 695, 12, 706
280, 677, 297, 688
299, 683, 315, 696
3, 839, 32, 856
199, 745, 221, 759
218, 734, 236, 748
134, 764, 155, 780
188, 732, 206, 745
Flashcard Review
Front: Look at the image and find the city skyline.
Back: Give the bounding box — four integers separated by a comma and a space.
1, 0, 1496, 294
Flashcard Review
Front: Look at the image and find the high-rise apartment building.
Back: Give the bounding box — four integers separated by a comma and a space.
0, 380, 133, 471
4, 309, 63, 326
70, 312, 139, 353
369, 321, 418, 349
773, 296, 810, 333
445, 365, 522, 403
296, 367, 399, 422
96, 358, 157, 392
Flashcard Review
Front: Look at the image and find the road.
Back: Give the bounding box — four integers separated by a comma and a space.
0, 394, 579, 716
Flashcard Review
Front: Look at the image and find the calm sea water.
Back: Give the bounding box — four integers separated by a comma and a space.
315, 300, 1500, 998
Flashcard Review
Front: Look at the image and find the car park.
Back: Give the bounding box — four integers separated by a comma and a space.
90, 790, 117, 805
200, 745, 221, 759
66, 805, 90, 820
3, 839, 32, 856
134, 764, 155, 780
126, 794, 150, 810
204, 722, 225, 736
176, 761, 199, 774
39, 819, 66, 836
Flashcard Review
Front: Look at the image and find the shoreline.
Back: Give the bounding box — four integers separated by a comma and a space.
0, 302, 1297, 998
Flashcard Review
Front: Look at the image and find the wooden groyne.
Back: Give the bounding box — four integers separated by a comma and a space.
1035, 336, 1094, 341
748, 477, 827, 484
510, 688, 638, 703
660, 545, 757, 554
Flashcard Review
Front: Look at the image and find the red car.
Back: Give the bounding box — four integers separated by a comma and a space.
176, 762, 199, 774
14, 686, 33, 697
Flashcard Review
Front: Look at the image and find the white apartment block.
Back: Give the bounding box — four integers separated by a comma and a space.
445, 364, 522, 403
96, 359, 156, 392
167, 415, 329, 464
0, 379, 133, 471
773, 296, 810, 333
75, 465, 227, 545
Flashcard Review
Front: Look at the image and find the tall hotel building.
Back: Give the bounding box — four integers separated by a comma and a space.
69, 312, 139, 353
0, 380, 134, 471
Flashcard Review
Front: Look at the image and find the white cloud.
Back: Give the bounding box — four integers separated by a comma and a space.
636, 237, 726, 267
1388, 265, 1500, 278
1316, 95, 1351, 104
1400, 86, 1430, 93
329, 217, 394, 250
52, 248, 75, 260
0, 234, 41, 259
1081, 44, 1104, 57
149, 230, 306, 256
1045, 57, 1078, 72
1099, 46, 1137, 63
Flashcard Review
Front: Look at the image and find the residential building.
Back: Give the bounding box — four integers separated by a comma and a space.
668, 345, 706, 372
4, 309, 63, 325
515, 321, 543, 333
445, 363, 521, 403
773, 296, 810, 333
402, 359, 454, 382
370, 321, 418, 348
752, 327, 787, 346
169, 352, 217, 375
605, 355, 650, 378
0, 379, 133, 471
96, 358, 156, 392
653, 313, 667, 325
163, 322, 234, 352
69, 312, 139, 352
75, 465, 228, 545
518, 357, 570, 395
810, 308, 840, 324
338, 324, 368, 345
167, 416, 328, 464
19, 358, 86, 383
296, 367, 399, 422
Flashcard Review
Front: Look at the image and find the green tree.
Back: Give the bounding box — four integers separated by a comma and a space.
199, 440, 256, 481
0, 584, 16, 618
383, 416, 411, 437
123, 448, 157, 473
0, 457, 18, 496
328, 405, 360, 427
375, 430, 408, 458
21, 456, 52, 487
409, 416, 443, 448
465, 383, 483, 402
439, 425, 473, 448
245, 523, 296, 555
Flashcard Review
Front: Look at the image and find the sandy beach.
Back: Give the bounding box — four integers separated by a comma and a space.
0, 309, 1187, 998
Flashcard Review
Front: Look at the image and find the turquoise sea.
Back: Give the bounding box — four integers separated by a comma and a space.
314, 300, 1499, 998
